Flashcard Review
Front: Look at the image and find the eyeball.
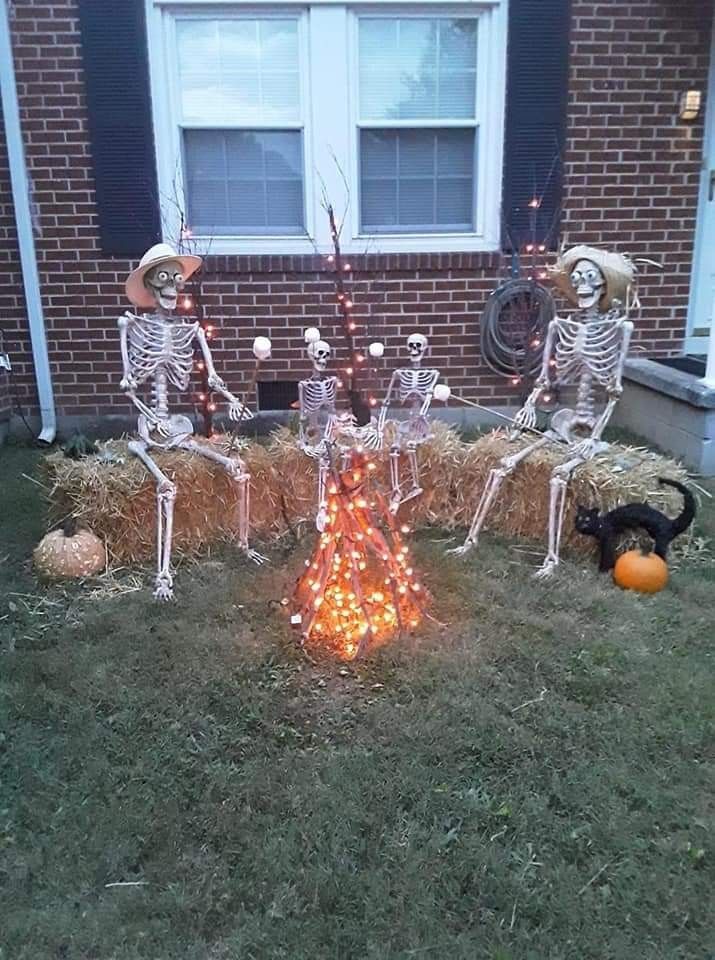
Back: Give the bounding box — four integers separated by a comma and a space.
570, 270, 582, 286
304, 327, 321, 343
434, 383, 451, 403
253, 336, 272, 360
157, 270, 169, 282
174, 272, 184, 284
368, 341, 385, 359
585, 269, 600, 284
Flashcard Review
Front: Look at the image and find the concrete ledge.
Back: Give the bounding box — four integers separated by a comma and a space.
623, 359, 715, 409
616, 359, 715, 475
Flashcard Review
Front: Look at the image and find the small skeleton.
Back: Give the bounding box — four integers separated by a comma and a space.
451, 245, 636, 577
298, 334, 358, 531
376, 333, 441, 513
119, 243, 265, 601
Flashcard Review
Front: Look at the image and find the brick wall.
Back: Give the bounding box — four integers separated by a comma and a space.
0, 0, 711, 429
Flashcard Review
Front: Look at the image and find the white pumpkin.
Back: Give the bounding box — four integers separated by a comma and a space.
33, 520, 106, 580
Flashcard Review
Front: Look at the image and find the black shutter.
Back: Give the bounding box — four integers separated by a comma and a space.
501, 0, 571, 251
77, 0, 161, 257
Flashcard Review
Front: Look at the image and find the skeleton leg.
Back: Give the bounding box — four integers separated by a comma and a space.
127, 439, 177, 600
534, 454, 587, 579
181, 439, 267, 565
316, 453, 329, 532
398, 440, 424, 507
388, 443, 403, 514
449, 437, 551, 556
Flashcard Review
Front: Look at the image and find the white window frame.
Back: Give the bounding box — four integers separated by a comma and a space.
146, 0, 507, 255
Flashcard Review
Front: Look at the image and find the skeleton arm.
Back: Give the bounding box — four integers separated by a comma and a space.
512, 319, 558, 433
419, 371, 441, 416
298, 380, 309, 446
377, 371, 400, 437
590, 319, 633, 442
196, 326, 253, 421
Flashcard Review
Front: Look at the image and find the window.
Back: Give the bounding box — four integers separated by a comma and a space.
358, 18, 478, 234
175, 16, 306, 235
148, 1, 506, 254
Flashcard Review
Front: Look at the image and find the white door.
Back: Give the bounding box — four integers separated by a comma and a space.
688, 19, 715, 353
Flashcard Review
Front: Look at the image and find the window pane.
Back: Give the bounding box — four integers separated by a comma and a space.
360, 129, 475, 233
359, 17, 477, 121
177, 18, 300, 122
184, 129, 305, 235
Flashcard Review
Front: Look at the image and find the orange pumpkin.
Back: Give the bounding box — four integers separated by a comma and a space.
613, 549, 668, 594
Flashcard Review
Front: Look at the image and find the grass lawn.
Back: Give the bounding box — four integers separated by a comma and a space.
1, 442, 714, 960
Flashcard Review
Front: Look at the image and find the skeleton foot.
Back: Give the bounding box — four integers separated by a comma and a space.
244, 547, 268, 566
447, 539, 475, 558
400, 485, 423, 506
316, 505, 328, 531
533, 557, 558, 580
389, 494, 402, 515
153, 572, 174, 601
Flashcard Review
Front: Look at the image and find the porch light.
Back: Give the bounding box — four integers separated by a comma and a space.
679, 89, 702, 122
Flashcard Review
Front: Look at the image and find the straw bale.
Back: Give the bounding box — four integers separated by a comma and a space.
42, 427, 690, 566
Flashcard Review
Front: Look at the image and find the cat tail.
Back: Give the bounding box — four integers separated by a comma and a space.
658, 478, 696, 537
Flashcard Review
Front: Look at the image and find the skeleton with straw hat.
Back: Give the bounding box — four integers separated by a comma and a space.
450, 244, 640, 578
119, 243, 270, 600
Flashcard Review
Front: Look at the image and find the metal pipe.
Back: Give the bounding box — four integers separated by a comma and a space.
0, 0, 56, 444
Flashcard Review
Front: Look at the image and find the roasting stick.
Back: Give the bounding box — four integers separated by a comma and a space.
449, 392, 567, 445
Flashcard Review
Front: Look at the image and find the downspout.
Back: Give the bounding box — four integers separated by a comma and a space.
0, 0, 56, 444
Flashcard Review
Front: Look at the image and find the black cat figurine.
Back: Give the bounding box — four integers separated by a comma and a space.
575, 478, 695, 572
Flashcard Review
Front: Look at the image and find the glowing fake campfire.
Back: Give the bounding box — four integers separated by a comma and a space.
292, 449, 426, 660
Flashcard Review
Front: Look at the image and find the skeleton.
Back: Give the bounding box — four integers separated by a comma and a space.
297, 336, 360, 531
119, 243, 265, 601
376, 333, 441, 513
450, 245, 636, 577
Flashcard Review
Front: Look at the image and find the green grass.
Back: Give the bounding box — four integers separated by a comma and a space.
1, 442, 714, 959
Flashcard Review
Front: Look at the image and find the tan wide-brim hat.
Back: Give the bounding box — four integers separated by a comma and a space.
125, 242, 202, 309
549, 244, 636, 311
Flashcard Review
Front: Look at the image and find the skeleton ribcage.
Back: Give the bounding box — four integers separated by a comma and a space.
128, 315, 198, 390
301, 377, 338, 413
554, 317, 624, 386
397, 368, 438, 403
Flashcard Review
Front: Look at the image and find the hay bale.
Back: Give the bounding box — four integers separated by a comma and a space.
42, 426, 690, 566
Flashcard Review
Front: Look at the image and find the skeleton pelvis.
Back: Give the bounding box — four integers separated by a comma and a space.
138, 413, 194, 448
549, 408, 595, 443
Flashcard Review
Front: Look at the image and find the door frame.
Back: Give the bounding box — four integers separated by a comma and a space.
686, 14, 715, 355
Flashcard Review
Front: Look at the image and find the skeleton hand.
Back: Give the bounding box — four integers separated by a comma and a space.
572, 437, 601, 461
155, 418, 174, 438
512, 399, 537, 434
120, 374, 138, 392
228, 399, 253, 422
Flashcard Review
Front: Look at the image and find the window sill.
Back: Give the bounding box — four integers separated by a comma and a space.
200, 249, 502, 274
185, 234, 500, 257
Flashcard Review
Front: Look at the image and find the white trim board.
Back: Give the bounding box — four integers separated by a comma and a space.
145, 0, 507, 255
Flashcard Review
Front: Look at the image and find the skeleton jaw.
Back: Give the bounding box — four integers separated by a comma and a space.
576, 286, 602, 311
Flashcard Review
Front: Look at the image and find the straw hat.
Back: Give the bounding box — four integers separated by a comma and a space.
125, 243, 202, 309
549, 245, 636, 311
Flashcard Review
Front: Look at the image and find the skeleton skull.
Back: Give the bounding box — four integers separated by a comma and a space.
143, 260, 186, 312
308, 339, 331, 373
569, 259, 605, 311
407, 333, 428, 364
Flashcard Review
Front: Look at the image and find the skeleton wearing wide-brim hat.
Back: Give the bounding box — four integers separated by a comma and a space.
450, 243, 637, 581
125, 242, 202, 311
549, 244, 637, 312
118, 243, 267, 601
